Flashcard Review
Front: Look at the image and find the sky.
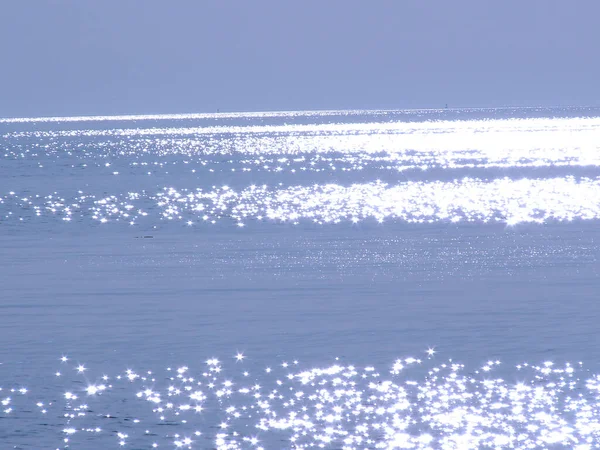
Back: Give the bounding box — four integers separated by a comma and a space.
0, 1, 598, 117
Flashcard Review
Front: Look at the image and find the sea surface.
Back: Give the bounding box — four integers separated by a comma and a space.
1, 107, 600, 449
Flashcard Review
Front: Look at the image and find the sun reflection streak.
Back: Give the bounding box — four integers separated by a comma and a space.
3, 111, 600, 229
4, 176, 600, 227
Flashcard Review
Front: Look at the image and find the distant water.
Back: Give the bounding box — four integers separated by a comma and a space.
1, 107, 600, 448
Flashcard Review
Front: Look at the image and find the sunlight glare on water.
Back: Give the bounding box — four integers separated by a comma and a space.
3, 354, 600, 449
2, 107, 600, 449
2, 109, 600, 228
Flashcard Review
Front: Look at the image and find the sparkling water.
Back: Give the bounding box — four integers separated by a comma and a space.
1, 107, 600, 448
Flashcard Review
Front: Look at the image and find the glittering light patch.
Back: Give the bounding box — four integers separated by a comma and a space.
3, 355, 600, 449
2, 110, 600, 230
3, 115, 600, 176
2, 177, 600, 226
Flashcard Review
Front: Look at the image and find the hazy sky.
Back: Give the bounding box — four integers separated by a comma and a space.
1, 1, 598, 117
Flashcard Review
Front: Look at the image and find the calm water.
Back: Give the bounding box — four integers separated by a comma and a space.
1, 107, 600, 448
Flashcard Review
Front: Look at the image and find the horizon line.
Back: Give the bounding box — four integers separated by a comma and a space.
0, 104, 595, 124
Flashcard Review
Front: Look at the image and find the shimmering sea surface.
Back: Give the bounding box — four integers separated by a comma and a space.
1, 107, 600, 449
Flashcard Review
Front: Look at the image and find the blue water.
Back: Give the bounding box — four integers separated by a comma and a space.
1, 107, 600, 449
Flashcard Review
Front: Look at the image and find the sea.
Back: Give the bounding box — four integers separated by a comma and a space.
1, 107, 600, 449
